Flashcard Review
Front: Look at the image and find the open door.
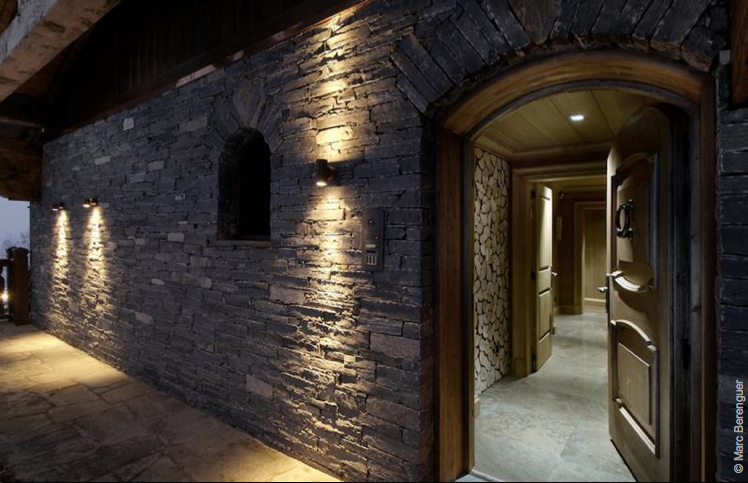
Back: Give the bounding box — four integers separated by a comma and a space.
607, 106, 680, 482
533, 185, 553, 371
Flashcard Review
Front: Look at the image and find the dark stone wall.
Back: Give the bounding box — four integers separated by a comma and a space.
29, 0, 739, 481
717, 54, 748, 483
32, 5, 435, 480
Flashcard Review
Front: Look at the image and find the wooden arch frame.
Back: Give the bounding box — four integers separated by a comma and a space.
435, 51, 716, 482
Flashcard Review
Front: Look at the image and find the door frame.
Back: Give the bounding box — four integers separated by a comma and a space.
575, 201, 608, 314
435, 51, 716, 482
510, 162, 607, 378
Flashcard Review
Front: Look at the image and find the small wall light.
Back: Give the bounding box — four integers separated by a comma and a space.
570, 114, 586, 122
315, 159, 337, 188
52, 202, 66, 212
83, 198, 99, 208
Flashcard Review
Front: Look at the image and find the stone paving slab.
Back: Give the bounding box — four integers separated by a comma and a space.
0, 323, 338, 482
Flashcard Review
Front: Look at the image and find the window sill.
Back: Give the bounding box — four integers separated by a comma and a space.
213, 239, 272, 248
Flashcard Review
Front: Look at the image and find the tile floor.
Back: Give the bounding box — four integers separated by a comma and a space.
0, 323, 337, 482
473, 313, 636, 482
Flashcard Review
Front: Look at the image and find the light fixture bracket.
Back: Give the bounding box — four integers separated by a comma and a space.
315, 159, 337, 187
83, 197, 99, 208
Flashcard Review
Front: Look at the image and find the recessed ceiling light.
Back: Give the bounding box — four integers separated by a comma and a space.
570, 114, 585, 122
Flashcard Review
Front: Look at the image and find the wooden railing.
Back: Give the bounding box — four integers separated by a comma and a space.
1, 248, 29, 326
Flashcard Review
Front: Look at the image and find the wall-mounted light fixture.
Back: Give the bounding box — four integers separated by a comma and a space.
570, 114, 586, 122
315, 159, 337, 188
52, 202, 66, 212
83, 198, 99, 208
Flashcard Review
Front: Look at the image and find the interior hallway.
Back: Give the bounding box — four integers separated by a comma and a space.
0, 323, 337, 482
474, 314, 635, 482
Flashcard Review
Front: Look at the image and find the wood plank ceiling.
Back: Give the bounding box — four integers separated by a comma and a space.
477, 89, 660, 163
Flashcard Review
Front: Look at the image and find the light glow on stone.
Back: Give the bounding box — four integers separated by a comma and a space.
55, 210, 69, 279
86, 207, 110, 313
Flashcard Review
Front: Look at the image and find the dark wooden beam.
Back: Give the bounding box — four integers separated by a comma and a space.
0, 138, 41, 201
731, 0, 748, 105
0, 0, 120, 104
0, 95, 46, 129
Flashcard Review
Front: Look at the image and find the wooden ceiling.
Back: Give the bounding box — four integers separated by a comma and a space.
477, 89, 661, 162
550, 175, 607, 195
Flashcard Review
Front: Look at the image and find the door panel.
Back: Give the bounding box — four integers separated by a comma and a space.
534, 185, 553, 371
608, 107, 674, 482
617, 343, 652, 428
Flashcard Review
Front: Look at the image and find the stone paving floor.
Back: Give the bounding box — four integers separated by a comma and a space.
0, 323, 338, 482
474, 313, 635, 482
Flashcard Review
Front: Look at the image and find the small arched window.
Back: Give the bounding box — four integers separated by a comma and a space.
218, 130, 271, 242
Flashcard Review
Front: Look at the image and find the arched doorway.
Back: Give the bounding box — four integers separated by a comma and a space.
435, 51, 716, 482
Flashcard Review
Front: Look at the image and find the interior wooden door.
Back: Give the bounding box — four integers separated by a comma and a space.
533, 185, 553, 371
607, 106, 676, 482
582, 206, 607, 314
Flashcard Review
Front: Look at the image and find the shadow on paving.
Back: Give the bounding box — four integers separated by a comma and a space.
0, 465, 20, 482
0, 324, 338, 483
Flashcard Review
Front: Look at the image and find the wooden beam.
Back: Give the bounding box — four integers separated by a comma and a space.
436, 128, 468, 481
0, 94, 46, 129
731, 0, 748, 105
0, 138, 41, 201
0, 0, 120, 104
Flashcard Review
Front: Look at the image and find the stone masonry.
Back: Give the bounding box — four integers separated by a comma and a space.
473, 147, 510, 395
716, 52, 748, 483
28, 0, 741, 481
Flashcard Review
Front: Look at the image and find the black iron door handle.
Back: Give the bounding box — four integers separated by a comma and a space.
616, 199, 634, 239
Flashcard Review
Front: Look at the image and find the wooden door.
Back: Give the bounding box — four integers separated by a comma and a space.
533, 185, 553, 371
607, 106, 676, 482
583, 206, 607, 313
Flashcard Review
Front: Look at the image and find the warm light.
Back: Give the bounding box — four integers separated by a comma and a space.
315, 159, 337, 188
1, 291, 7, 303
86, 207, 109, 306
83, 198, 99, 208
52, 202, 66, 212
570, 114, 585, 122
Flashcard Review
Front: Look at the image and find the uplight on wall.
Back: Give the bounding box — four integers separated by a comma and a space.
83, 198, 99, 208
52, 202, 66, 212
570, 114, 586, 122
315, 159, 337, 188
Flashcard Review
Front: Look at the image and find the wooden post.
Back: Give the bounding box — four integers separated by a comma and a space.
7, 248, 30, 326
436, 129, 467, 482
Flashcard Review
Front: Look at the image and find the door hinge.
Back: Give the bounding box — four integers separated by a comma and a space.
683, 342, 691, 370
531, 271, 536, 280
531, 191, 537, 199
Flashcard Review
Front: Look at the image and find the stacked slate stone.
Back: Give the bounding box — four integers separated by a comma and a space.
28, 0, 735, 481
